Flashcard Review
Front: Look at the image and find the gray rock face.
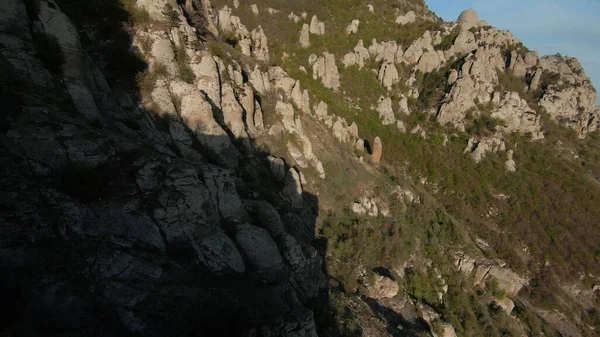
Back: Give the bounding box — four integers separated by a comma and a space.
197, 231, 246, 273
235, 223, 283, 270
537, 55, 600, 137
268, 156, 286, 181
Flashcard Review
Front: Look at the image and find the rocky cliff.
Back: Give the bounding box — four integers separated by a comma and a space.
1, 0, 599, 336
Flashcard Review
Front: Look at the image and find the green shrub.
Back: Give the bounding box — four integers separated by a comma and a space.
153, 61, 169, 78
119, 0, 152, 26
466, 113, 506, 137
221, 31, 239, 48
174, 43, 196, 84
135, 70, 155, 91
138, 35, 153, 54
436, 27, 460, 51
162, 4, 180, 27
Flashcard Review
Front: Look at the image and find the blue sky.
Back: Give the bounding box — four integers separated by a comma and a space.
426, 0, 600, 104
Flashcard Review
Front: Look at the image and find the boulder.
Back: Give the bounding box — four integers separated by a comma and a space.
398, 95, 410, 115
355, 139, 365, 152
197, 231, 246, 273
251, 26, 270, 62
367, 274, 399, 299
249, 65, 271, 95
352, 196, 379, 217
244, 200, 285, 238
299, 24, 310, 48
452, 31, 477, 55
402, 31, 434, 64
396, 121, 406, 132
251, 4, 259, 15
493, 297, 515, 314
267, 156, 286, 181
371, 137, 382, 165
332, 118, 350, 143
376, 96, 395, 125
345, 19, 360, 35
235, 223, 283, 270
288, 12, 301, 23
283, 168, 303, 209
487, 266, 528, 297
417, 50, 442, 73
505, 150, 516, 172
309, 15, 325, 35
314, 101, 328, 121
377, 62, 399, 90
342, 52, 357, 68
436, 323, 458, 337
395, 11, 416, 25
312, 52, 340, 90
457, 8, 479, 31
529, 70, 542, 91
291, 80, 310, 113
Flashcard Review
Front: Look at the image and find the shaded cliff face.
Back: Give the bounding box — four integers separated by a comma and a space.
1, 0, 600, 337
0, 0, 329, 335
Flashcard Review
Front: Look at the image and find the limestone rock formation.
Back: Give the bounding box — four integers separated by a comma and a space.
378, 62, 400, 90
311, 52, 340, 90
463, 137, 506, 163
299, 23, 310, 47
371, 136, 383, 165
376, 96, 396, 125
454, 253, 528, 297
309, 15, 325, 35
343, 40, 370, 69
505, 150, 516, 172
369, 39, 403, 63
395, 11, 416, 25
250, 25, 270, 62
402, 30, 434, 64
367, 274, 399, 299
457, 8, 479, 31
345, 19, 360, 35
537, 55, 600, 136
291, 80, 311, 114
283, 168, 304, 209
288, 12, 301, 23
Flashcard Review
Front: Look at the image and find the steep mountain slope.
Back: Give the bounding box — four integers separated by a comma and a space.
0, 0, 599, 336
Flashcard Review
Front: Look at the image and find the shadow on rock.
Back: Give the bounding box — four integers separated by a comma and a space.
0, 0, 334, 336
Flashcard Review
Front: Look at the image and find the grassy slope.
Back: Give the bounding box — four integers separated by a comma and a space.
213, 0, 600, 334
